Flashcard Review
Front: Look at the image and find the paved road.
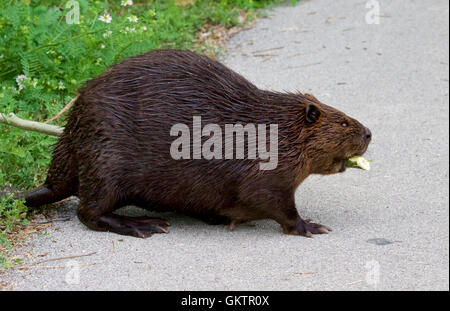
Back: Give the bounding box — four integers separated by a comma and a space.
1, 0, 448, 290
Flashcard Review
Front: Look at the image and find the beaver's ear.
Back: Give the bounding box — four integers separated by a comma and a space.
305, 104, 321, 124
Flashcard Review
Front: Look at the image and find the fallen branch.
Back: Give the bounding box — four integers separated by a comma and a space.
17, 240, 116, 270
45, 95, 78, 124
28, 216, 72, 226
27, 251, 98, 266
0, 112, 63, 136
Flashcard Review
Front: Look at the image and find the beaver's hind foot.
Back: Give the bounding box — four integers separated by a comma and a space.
85, 213, 170, 238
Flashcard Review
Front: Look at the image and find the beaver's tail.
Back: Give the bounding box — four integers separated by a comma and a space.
24, 186, 60, 207
25, 128, 78, 208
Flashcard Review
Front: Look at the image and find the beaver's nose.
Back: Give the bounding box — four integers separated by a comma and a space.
364, 127, 372, 142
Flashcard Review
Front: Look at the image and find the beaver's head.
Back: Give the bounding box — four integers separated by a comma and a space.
299, 95, 372, 175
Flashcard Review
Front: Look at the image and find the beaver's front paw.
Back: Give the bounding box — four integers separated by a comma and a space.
283, 218, 332, 237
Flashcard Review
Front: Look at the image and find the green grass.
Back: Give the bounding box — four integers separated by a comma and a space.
0, 193, 28, 268
0, 0, 299, 267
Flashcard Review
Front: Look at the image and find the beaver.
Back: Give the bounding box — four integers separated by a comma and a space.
24, 49, 371, 238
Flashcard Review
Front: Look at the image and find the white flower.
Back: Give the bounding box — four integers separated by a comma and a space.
121, 0, 133, 6
16, 74, 27, 91
101, 44, 105, 49
127, 15, 138, 23
103, 30, 112, 38
58, 81, 65, 90
99, 12, 112, 23
16, 74, 26, 82
125, 26, 136, 32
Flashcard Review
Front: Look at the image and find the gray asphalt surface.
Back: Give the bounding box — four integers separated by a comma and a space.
1, 0, 448, 290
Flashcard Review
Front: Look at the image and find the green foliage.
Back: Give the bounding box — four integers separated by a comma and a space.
0, 193, 28, 236
0, 127, 56, 188
0, 193, 28, 268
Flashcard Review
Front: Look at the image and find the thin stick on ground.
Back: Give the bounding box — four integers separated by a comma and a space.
27, 217, 72, 226
28, 251, 97, 266
17, 240, 116, 270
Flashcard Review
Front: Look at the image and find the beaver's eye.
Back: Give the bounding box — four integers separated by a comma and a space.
341, 121, 348, 127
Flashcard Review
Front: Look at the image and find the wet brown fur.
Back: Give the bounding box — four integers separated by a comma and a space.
25, 49, 371, 238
